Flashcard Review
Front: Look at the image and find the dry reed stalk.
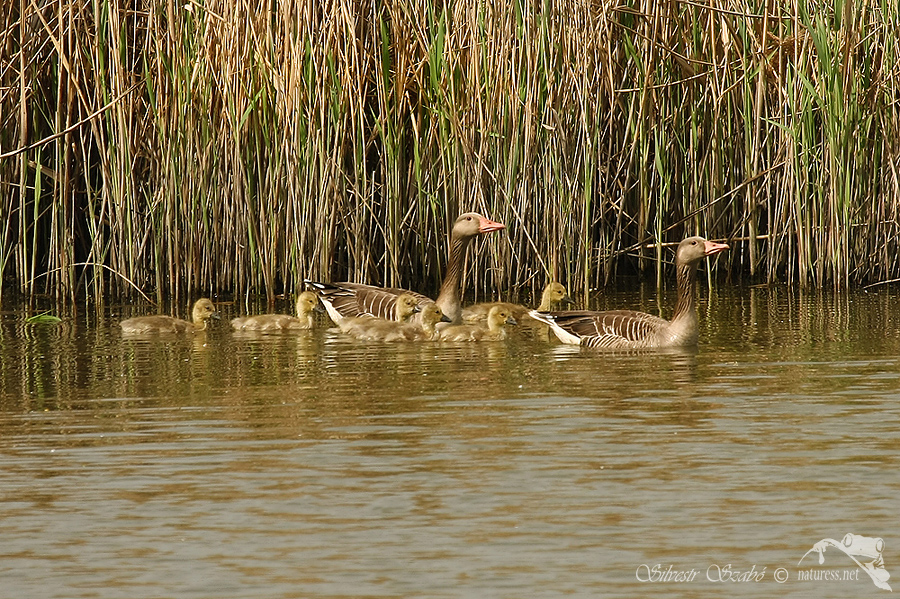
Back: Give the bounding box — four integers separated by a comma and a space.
1, 0, 899, 305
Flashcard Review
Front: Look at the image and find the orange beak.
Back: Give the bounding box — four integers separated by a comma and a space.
478, 216, 505, 234
704, 240, 729, 256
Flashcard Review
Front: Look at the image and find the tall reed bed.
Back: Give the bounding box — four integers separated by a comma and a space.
1, 0, 899, 304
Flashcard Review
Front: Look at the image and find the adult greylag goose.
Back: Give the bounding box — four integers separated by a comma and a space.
461, 281, 574, 323
230, 291, 321, 331
343, 301, 450, 342
438, 305, 517, 342
306, 212, 505, 325
529, 237, 728, 349
120, 298, 220, 334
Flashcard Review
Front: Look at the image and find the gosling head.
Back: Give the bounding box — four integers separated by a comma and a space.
394, 294, 422, 322
191, 298, 220, 329
295, 291, 322, 317
420, 302, 451, 327
543, 282, 574, 308
487, 305, 517, 328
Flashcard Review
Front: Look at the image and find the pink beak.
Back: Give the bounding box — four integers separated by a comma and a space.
478, 216, 505, 234
704, 240, 729, 256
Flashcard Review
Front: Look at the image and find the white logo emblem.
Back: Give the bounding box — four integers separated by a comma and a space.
800, 533, 891, 591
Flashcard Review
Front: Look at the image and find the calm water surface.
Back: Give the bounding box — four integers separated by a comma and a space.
1, 286, 899, 598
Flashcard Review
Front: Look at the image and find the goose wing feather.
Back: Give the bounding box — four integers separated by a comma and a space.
542, 310, 668, 349
306, 281, 432, 320
343, 284, 432, 319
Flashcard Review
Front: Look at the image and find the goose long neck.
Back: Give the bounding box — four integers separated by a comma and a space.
671, 262, 699, 322
435, 234, 472, 323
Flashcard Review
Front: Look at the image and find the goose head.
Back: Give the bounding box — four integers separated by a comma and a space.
676, 236, 729, 267
452, 212, 505, 241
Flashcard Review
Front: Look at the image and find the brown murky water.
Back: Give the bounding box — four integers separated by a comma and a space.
1, 286, 898, 598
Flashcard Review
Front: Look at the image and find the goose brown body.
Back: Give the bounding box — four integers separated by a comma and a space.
231, 291, 321, 331
120, 299, 220, 334
306, 212, 504, 325
530, 237, 728, 349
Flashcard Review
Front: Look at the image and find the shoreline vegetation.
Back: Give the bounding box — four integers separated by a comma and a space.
1, 0, 899, 305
